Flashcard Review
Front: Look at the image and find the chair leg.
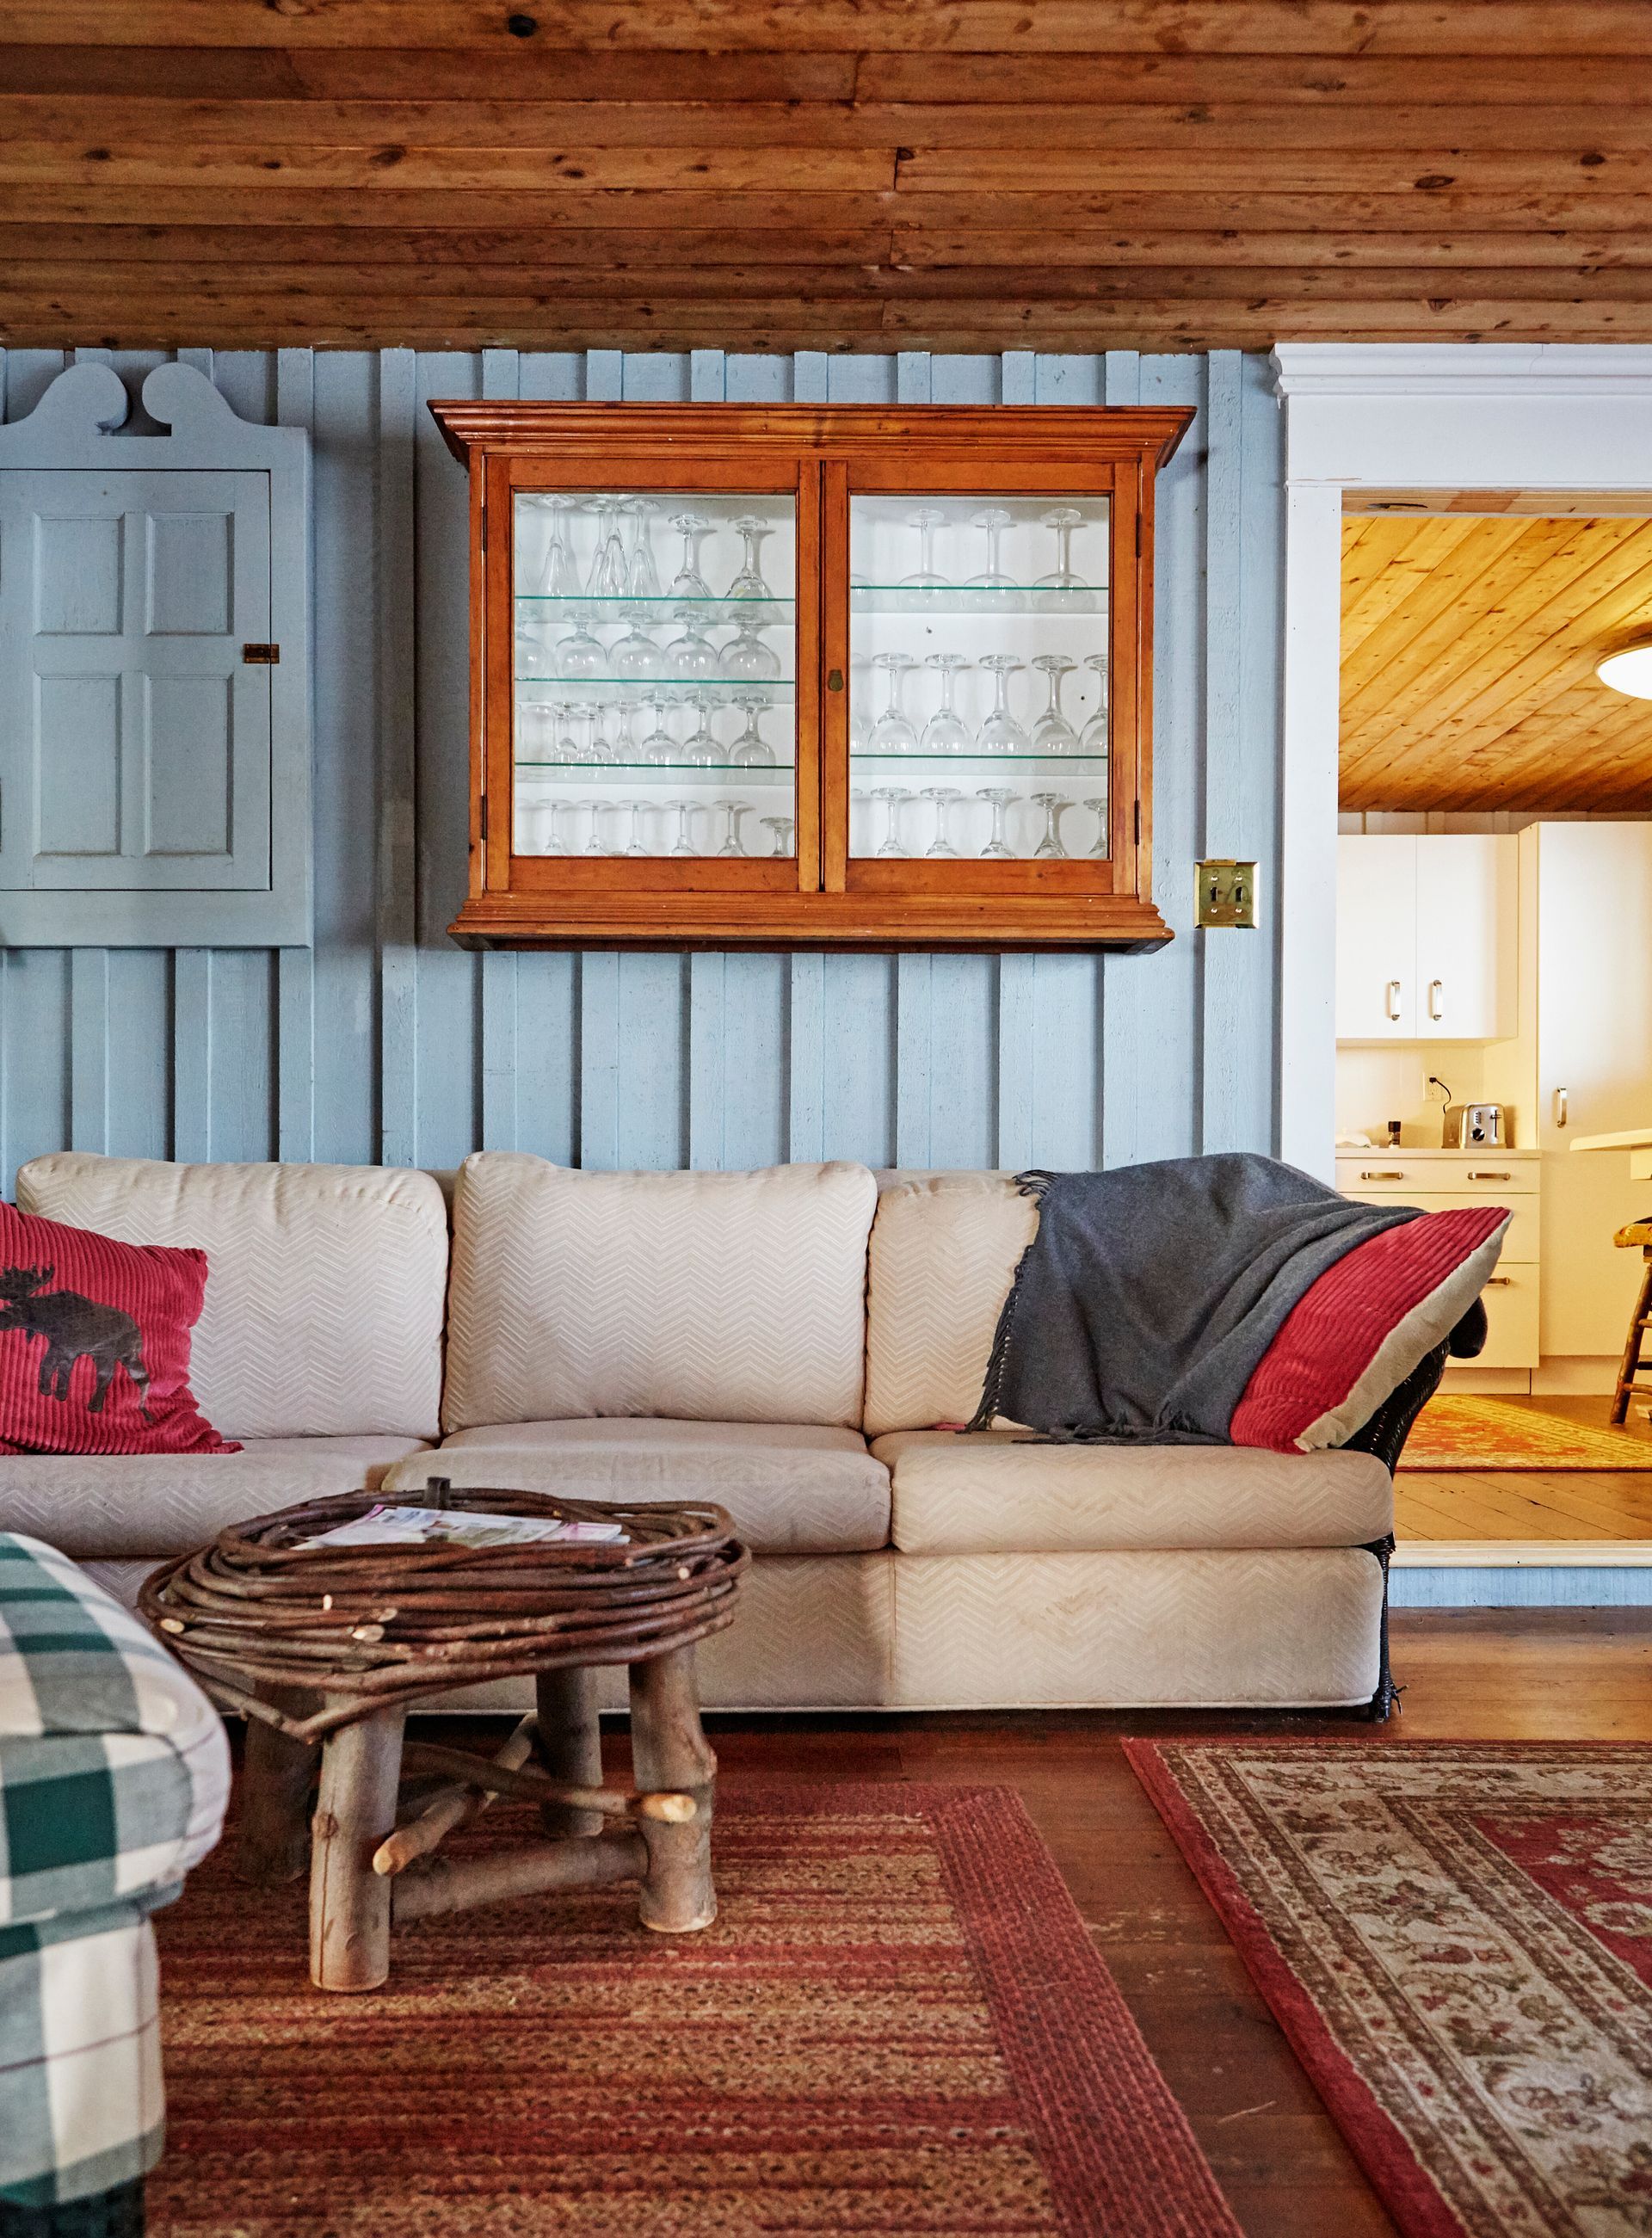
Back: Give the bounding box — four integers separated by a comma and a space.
1611, 1249, 1652, 1424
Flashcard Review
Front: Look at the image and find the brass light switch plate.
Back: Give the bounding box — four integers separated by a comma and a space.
1196, 859, 1258, 928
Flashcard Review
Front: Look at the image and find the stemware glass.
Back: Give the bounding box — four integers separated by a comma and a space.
1036, 506, 1087, 590
665, 607, 720, 678
668, 512, 713, 600
712, 798, 750, 857
730, 697, 775, 768
555, 618, 606, 679
611, 609, 665, 678
722, 618, 781, 681
725, 515, 774, 602
664, 799, 700, 857
544, 798, 570, 854
681, 691, 722, 766
870, 785, 910, 857
620, 798, 650, 858
921, 786, 963, 858
868, 652, 921, 754
575, 702, 603, 766
1079, 653, 1109, 756
901, 507, 949, 590
1031, 791, 1070, 860
586, 497, 629, 600
976, 786, 1016, 859
583, 798, 609, 855
760, 816, 796, 858
638, 689, 676, 762
966, 506, 1015, 590
921, 654, 974, 755
1081, 794, 1110, 855
977, 655, 1028, 753
515, 620, 554, 678
515, 698, 551, 760
1031, 654, 1080, 753
624, 499, 663, 601
530, 495, 582, 598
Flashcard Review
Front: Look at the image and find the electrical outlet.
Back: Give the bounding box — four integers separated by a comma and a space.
1195, 859, 1258, 929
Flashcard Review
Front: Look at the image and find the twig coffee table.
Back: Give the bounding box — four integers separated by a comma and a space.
140, 1483, 748, 1992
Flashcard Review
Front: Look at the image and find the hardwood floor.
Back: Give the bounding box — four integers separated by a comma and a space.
431, 1609, 1652, 2238
1396, 1390, 1652, 1544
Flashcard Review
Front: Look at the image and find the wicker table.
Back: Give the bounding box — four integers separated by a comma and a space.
140, 1482, 748, 1992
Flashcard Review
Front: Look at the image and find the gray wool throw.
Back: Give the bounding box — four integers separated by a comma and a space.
968, 1153, 1421, 1445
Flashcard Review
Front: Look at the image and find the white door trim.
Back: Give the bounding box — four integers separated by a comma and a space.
1270, 342, 1652, 1179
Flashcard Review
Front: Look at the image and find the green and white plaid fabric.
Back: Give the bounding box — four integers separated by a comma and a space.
0, 1532, 230, 2208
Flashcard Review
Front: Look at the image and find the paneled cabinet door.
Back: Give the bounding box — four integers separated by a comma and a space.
0, 469, 273, 893
1415, 835, 1515, 1041
1336, 835, 1416, 1037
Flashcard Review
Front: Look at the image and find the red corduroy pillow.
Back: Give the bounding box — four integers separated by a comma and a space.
0, 1201, 236, 1455
1230, 1205, 1509, 1455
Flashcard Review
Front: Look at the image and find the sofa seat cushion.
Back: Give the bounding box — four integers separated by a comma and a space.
382, 1420, 892, 1556
869, 1428, 1393, 1554
0, 1437, 433, 1562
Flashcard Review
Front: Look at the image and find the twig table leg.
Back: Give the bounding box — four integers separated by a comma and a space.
535, 1667, 605, 1839
629, 1646, 718, 1933
310, 1699, 406, 1992
237, 1689, 316, 1887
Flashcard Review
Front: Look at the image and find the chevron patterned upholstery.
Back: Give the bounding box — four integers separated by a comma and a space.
871, 1428, 1393, 1553
441, 1155, 878, 1433
16, 1156, 448, 1440
383, 1419, 891, 1553
863, 1172, 1039, 1434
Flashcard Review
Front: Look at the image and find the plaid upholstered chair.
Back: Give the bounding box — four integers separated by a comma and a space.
0, 1534, 229, 2238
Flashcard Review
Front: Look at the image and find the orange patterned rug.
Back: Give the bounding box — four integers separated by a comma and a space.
1129, 1742, 1652, 2238
150, 1784, 1239, 2237
1397, 1394, 1652, 1470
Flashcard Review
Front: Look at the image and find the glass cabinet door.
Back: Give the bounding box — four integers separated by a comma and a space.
837, 484, 1123, 890
506, 479, 806, 881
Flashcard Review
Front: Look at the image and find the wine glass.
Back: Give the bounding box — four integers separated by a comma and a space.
555, 618, 606, 679
712, 798, 749, 857
1079, 653, 1109, 755
515, 620, 553, 678
1031, 654, 1080, 753
977, 655, 1028, 753
681, 690, 721, 766
1031, 792, 1070, 860
730, 697, 775, 767
726, 515, 774, 601
611, 609, 664, 678
921, 786, 963, 857
902, 507, 949, 590
1036, 506, 1087, 590
619, 797, 650, 858
529, 496, 582, 598
668, 511, 712, 600
921, 654, 973, 755
637, 688, 676, 762
1081, 794, 1109, 855
966, 506, 1015, 590
586, 497, 628, 600
868, 651, 920, 753
976, 786, 1016, 859
544, 797, 571, 854
551, 700, 583, 763
583, 798, 609, 855
665, 607, 719, 678
624, 498, 663, 601
760, 815, 796, 858
723, 617, 781, 681
664, 798, 700, 857
870, 786, 909, 857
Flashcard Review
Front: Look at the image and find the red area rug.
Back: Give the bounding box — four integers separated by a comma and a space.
1397, 1394, 1652, 1470
1128, 1741, 1652, 2238
150, 1783, 1238, 2236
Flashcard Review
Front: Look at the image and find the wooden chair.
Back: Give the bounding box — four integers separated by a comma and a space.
1611, 1218, 1652, 1423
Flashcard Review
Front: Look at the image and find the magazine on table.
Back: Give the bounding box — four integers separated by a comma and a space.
303, 1503, 628, 1551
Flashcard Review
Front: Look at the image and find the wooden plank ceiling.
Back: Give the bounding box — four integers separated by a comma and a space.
3, 3, 1652, 350
1340, 512, 1652, 813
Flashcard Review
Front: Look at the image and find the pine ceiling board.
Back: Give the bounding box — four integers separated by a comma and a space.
1339, 514, 1652, 812
1340, 519, 1484, 656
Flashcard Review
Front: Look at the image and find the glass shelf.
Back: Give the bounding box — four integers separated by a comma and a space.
518, 761, 794, 785
850, 751, 1106, 772
517, 593, 793, 620
850, 586, 1107, 616
516, 678, 796, 699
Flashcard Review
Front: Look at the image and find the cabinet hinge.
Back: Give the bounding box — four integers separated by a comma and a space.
479, 500, 487, 554
479, 793, 490, 843
241, 643, 280, 665
1135, 513, 1143, 558
1133, 799, 1142, 845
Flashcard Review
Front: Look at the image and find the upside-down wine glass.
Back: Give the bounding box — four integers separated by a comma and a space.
682, 691, 722, 767
976, 786, 1016, 860
712, 798, 750, 857
1031, 792, 1070, 860
921, 786, 964, 858
902, 507, 949, 590
921, 654, 973, 755
582, 798, 608, 855
868, 651, 921, 754
1079, 653, 1109, 756
723, 617, 781, 681
530, 496, 583, 598
1036, 506, 1087, 591
761, 815, 796, 858
620, 798, 650, 858
624, 499, 663, 601
1081, 795, 1109, 855
977, 655, 1028, 754
638, 689, 676, 763
666, 798, 700, 857
726, 515, 775, 602
665, 607, 720, 678
668, 512, 713, 601
556, 617, 606, 679
967, 506, 1015, 591
611, 608, 665, 678
870, 785, 909, 857
586, 497, 628, 600
730, 696, 775, 768
545, 798, 570, 854
1031, 654, 1080, 754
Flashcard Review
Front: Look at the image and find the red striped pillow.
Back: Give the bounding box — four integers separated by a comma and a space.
1230, 1205, 1509, 1455
0, 1200, 235, 1455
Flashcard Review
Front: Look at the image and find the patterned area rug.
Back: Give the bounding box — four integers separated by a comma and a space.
150, 1783, 1238, 2237
1397, 1394, 1652, 1470
1128, 1741, 1652, 2238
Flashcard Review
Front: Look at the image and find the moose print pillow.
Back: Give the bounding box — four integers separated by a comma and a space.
0, 1200, 236, 1455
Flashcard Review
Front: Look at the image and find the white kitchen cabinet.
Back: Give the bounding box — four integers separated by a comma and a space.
1336, 1150, 1540, 1367
1336, 834, 1516, 1042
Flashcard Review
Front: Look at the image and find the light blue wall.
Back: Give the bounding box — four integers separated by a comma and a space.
0, 344, 1285, 1192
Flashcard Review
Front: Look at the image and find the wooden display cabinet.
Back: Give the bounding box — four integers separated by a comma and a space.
429, 404, 1192, 951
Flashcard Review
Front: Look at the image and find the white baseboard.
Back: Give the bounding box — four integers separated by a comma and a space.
1393, 1539, 1652, 1568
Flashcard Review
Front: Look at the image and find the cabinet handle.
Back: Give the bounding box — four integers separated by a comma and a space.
1427, 977, 1444, 1021
1359, 1169, 1406, 1181
1483, 1275, 1514, 1286
1467, 1170, 1511, 1181
1385, 979, 1402, 1021
1555, 1087, 1569, 1129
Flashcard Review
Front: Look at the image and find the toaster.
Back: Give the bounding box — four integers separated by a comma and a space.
1442, 1101, 1507, 1149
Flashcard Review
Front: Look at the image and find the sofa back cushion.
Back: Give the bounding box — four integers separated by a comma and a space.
15, 1155, 447, 1440
443, 1154, 878, 1432
863, 1172, 1039, 1434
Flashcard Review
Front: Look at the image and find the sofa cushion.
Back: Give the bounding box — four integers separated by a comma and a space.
863, 1173, 1039, 1435
383, 1420, 891, 1556
16, 1156, 448, 1440
442, 1155, 878, 1433
0, 1436, 433, 1562
870, 1428, 1393, 1554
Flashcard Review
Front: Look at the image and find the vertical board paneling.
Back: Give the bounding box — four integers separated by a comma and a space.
2, 346, 1287, 1193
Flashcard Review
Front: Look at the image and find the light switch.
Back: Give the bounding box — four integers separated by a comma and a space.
1196, 859, 1258, 929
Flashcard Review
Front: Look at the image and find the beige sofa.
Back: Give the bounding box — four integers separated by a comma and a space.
0, 1151, 1394, 1711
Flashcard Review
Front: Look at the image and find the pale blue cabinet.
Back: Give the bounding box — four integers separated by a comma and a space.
0, 362, 310, 944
